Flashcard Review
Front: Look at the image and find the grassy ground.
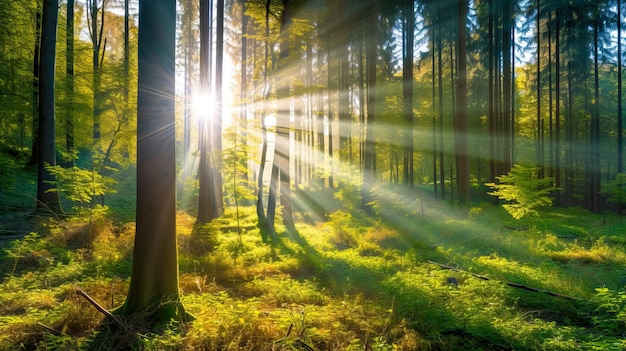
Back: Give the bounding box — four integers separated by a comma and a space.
2, 185, 626, 350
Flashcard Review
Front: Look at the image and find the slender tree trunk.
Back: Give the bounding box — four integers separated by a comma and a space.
619, 0, 623, 174
88, 0, 105, 142
256, 0, 273, 239
536, 0, 542, 178
65, 0, 75, 167
432, 13, 438, 198
213, 0, 225, 217
488, 0, 495, 184
437, 16, 445, 199
402, 0, 414, 188
30, 3, 41, 165
36, 0, 62, 214
361, 0, 377, 212
590, 9, 600, 212
555, 9, 561, 206
275, 0, 295, 231
456, 0, 469, 205
197, 0, 215, 223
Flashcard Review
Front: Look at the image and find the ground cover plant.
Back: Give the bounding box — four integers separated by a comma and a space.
2, 184, 626, 350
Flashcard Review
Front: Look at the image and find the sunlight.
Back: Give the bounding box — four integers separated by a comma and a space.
191, 92, 216, 121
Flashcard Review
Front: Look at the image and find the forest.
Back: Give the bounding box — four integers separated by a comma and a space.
3, 0, 626, 349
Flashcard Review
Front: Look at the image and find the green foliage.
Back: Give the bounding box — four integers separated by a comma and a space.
590, 288, 626, 335
326, 210, 359, 249
487, 164, 557, 221
45, 159, 117, 216
602, 173, 626, 208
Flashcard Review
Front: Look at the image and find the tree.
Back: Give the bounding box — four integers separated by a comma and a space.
65, 0, 75, 166
115, 0, 190, 327
487, 164, 557, 225
361, 0, 378, 212
197, 0, 217, 223
455, 0, 469, 205
402, 0, 415, 188
36, 0, 62, 214
87, 0, 106, 142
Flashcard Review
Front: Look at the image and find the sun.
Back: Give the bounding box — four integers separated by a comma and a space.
191, 92, 216, 121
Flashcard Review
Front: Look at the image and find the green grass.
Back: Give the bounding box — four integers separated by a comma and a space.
2, 194, 626, 349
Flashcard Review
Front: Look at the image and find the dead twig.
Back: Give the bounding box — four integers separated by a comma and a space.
76, 289, 130, 332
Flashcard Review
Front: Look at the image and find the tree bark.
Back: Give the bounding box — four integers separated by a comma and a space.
115, 0, 190, 327
36, 0, 62, 214
455, 0, 470, 205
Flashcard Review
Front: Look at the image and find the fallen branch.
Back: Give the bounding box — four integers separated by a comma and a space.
76, 289, 129, 331
37, 322, 66, 336
427, 260, 583, 301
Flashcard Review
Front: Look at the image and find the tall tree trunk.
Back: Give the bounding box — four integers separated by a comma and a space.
361, 0, 377, 212
536, 0, 543, 177
88, 0, 105, 142
65, 0, 75, 167
256, 0, 274, 239
555, 8, 561, 206
337, 0, 350, 162
437, 16, 445, 200
37, 0, 62, 214
30, 3, 42, 165
619, 0, 623, 174
590, 8, 600, 212
456, 0, 469, 205
432, 11, 438, 198
488, 0, 495, 184
116, 0, 190, 327
402, 0, 414, 188
197, 0, 215, 223
276, 0, 295, 231
213, 0, 225, 217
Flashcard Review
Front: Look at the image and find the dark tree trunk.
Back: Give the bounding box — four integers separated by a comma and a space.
456, 0, 469, 205
30, 3, 42, 165
115, 0, 190, 327
197, 0, 216, 223
619, 0, 623, 174
65, 0, 75, 167
36, 0, 62, 214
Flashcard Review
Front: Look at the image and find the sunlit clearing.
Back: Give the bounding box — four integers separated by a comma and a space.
192, 93, 216, 121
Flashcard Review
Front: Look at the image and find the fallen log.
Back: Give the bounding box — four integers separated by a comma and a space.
427, 260, 583, 301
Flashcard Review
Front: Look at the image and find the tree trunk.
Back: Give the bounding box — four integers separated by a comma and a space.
619, 0, 624, 174
36, 0, 62, 214
213, 0, 225, 217
88, 0, 105, 142
197, 0, 215, 223
115, 0, 190, 328
590, 9, 600, 212
361, 0, 377, 212
30, 3, 42, 165
402, 0, 414, 188
65, 0, 75, 167
455, 0, 470, 205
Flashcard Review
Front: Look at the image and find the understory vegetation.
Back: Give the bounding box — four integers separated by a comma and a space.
2, 181, 626, 351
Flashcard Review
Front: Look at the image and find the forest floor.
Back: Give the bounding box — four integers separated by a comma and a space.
2, 182, 626, 350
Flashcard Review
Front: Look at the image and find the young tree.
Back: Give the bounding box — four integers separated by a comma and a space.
115, 0, 190, 327
487, 164, 557, 226
36, 0, 62, 214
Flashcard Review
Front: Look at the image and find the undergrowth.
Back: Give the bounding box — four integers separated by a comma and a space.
1, 202, 626, 350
